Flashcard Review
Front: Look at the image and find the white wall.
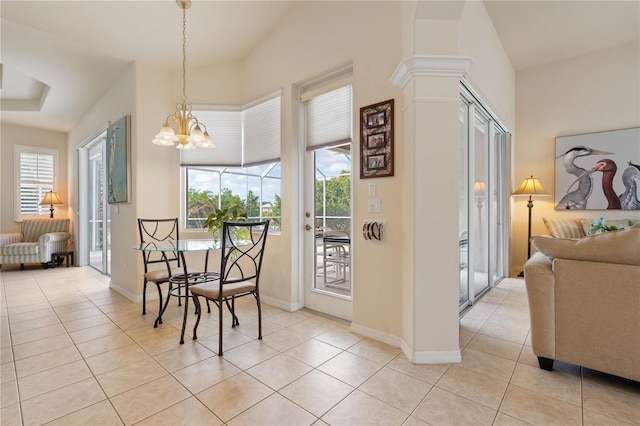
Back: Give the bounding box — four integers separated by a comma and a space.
0, 124, 68, 234
240, 1, 405, 333
68, 64, 138, 298
513, 41, 640, 271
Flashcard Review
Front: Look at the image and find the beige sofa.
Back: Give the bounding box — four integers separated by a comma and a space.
524, 224, 640, 382
0, 219, 71, 269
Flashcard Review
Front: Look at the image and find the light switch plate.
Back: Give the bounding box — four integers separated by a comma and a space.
368, 183, 376, 196
368, 198, 381, 213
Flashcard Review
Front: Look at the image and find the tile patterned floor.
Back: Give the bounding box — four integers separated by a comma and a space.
1, 265, 638, 425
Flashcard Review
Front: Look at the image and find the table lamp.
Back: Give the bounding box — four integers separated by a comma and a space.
512, 176, 549, 276
39, 191, 63, 218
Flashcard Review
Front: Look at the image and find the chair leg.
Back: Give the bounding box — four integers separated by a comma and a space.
155, 282, 168, 328
218, 298, 224, 356
256, 292, 262, 340
192, 295, 202, 341
142, 279, 148, 315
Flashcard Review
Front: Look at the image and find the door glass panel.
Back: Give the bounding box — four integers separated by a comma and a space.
87, 139, 110, 274
313, 146, 351, 298
473, 111, 490, 298
459, 102, 470, 310
459, 85, 507, 311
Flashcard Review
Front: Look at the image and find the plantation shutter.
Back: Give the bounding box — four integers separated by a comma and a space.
18, 150, 55, 216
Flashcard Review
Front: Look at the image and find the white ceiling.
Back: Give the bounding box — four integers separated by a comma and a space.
1, 0, 638, 133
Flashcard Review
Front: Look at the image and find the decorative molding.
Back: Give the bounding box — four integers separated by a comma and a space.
390, 55, 473, 89
401, 339, 462, 364
350, 322, 402, 348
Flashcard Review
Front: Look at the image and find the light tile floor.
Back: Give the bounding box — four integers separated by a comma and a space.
1, 265, 638, 425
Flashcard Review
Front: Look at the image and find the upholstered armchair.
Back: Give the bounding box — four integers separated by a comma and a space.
0, 219, 71, 269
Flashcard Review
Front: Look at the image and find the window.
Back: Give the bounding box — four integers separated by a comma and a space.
14, 145, 58, 220
182, 94, 281, 231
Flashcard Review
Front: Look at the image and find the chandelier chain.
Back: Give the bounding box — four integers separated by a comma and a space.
182, 3, 187, 103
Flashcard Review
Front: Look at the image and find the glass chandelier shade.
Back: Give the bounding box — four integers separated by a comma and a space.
152, 0, 215, 150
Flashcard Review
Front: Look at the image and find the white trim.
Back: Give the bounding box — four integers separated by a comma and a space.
390, 55, 473, 88
350, 322, 402, 348
261, 295, 300, 312
109, 281, 137, 303
401, 339, 462, 364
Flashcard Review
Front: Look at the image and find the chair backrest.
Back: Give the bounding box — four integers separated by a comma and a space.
22, 219, 70, 242
137, 218, 181, 271
220, 220, 270, 289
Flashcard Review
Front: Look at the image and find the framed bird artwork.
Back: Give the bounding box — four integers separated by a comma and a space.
555, 127, 640, 210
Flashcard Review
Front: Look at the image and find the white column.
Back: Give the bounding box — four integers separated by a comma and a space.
392, 54, 472, 363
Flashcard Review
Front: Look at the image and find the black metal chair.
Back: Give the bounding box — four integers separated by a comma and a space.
189, 220, 270, 355
137, 218, 202, 326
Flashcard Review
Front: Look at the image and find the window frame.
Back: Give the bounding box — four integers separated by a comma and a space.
180, 163, 282, 233
14, 144, 59, 221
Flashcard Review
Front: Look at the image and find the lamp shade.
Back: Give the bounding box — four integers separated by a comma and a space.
39, 191, 63, 206
512, 176, 549, 196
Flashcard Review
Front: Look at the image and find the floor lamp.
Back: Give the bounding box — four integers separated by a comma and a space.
512, 176, 549, 277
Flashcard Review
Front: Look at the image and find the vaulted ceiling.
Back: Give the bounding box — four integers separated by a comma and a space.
1, 1, 638, 133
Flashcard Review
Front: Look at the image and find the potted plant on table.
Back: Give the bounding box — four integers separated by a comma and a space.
203, 205, 248, 242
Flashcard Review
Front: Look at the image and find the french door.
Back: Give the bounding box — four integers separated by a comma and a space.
300, 77, 353, 320
303, 145, 353, 320
459, 84, 507, 311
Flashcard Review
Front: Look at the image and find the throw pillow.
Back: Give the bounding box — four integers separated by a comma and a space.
580, 218, 630, 236
531, 225, 640, 266
542, 217, 585, 239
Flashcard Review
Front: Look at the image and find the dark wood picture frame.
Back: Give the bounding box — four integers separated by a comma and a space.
360, 99, 394, 178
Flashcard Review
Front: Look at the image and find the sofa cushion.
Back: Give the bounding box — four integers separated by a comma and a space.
542, 217, 585, 239
579, 218, 630, 235
0, 242, 39, 255
531, 224, 640, 266
22, 219, 70, 242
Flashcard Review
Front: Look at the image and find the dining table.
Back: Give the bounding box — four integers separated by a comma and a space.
133, 238, 224, 344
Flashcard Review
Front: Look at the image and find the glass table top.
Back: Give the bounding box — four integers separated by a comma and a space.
133, 239, 222, 252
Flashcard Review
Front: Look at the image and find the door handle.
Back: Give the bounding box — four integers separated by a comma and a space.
304, 224, 312, 231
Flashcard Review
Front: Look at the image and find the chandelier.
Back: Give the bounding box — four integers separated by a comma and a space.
152, 0, 214, 150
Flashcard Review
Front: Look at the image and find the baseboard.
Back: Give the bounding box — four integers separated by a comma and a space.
401, 339, 462, 364
260, 295, 300, 312
350, 322, 402, 348
109, 281, 138, 303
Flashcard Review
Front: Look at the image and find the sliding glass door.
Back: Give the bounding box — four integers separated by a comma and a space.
459, 84, 507, 311
79, 131, 111, 275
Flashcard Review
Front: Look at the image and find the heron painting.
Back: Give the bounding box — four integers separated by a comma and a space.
555, 128, 640, 210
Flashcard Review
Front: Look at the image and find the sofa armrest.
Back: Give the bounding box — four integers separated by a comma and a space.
38, 232, 72, 262
0, 233, 22, 247
38, 232, 71, 245
554, 259, 640, 381
523, 252, 556, 359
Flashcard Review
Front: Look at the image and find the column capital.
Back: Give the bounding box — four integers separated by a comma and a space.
390, 55, 473, 88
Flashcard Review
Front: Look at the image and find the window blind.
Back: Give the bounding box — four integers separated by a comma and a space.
242, 96, 281, 166
304, 84, 352, 151
180, 110, 242, 167
180, 94, 281, 167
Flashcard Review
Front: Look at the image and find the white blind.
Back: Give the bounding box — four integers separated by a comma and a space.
180, 110, 242, 166
19, 151, 54, 215
242, 96, 281, 166
304, 84, 352, 150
